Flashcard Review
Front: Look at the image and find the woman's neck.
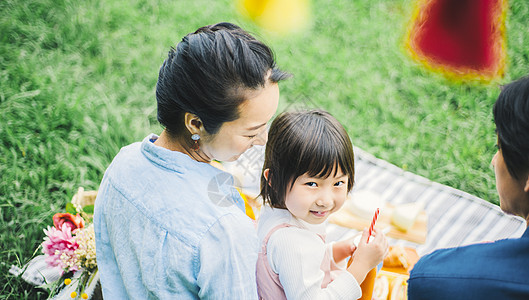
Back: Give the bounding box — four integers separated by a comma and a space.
154, 130, 212, 163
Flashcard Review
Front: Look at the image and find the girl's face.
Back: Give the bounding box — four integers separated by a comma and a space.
284, 168, 349, 225
201, 82, 279, 162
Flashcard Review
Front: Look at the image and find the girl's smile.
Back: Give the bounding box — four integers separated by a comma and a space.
310, 210, 330, 218
285, 168, 348, 224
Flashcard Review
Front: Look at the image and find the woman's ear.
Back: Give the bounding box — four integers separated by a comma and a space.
524, 173, 529, 193
263, 168, 272, 186
184, 112, 203, 135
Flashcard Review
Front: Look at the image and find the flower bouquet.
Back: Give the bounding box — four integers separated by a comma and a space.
10, 188, 102, 300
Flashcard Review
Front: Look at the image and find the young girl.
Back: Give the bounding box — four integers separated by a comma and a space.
257, 109, 388, 299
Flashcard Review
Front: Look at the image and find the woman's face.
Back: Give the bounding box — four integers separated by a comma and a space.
201, 82, 280, 162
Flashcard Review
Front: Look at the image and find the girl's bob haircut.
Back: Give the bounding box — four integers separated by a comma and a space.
260, 109, 355, 209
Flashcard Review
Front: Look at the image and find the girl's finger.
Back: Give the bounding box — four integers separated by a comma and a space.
359, 228, 369, 244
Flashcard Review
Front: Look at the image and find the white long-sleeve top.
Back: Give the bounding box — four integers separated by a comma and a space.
257, 205, 362, 300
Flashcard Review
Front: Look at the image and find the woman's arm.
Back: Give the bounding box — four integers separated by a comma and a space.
196, 213, 259, 299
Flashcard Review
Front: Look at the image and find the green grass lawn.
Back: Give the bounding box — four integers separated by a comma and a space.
1, 0, 528, 297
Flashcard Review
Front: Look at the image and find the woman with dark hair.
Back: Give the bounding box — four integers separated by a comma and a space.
408, 75, 529, 299
94, 22, 290, 299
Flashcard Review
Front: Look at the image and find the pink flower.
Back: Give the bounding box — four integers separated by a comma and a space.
42, 224, 79, 271
53, 213, 85, 231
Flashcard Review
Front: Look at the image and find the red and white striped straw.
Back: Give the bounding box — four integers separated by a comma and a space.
368, 208, 380, 237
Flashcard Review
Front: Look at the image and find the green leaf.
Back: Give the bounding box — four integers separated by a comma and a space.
65, 203, 76, 214
83, 205, 94, 214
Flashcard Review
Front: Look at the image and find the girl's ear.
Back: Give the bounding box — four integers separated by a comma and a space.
524, 173, 529, 193
263, 168, 272, 186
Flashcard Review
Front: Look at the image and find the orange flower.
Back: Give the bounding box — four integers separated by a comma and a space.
53, 213, 85, 231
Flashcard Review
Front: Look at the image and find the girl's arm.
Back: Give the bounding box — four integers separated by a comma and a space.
268, 227, 361, 300
332, 238, 356, 263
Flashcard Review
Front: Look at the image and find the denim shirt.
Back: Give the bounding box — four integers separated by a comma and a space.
94, 134, 259, 299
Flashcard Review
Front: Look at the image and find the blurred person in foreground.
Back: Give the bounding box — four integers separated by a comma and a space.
408, 75, 529, 299
94, 22, 290, 299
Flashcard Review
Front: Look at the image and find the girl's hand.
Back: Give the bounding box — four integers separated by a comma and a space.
346, 228, 388, 284
332, 237, 357, 263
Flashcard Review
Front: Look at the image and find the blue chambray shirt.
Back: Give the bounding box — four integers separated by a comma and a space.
94, 134, 259, 299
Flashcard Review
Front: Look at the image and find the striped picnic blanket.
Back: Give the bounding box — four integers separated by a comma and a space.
223, 145, 526, 256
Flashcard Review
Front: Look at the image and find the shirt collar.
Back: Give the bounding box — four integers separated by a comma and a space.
261, 205, 327, 236
292, 216, 327, 237
141, 134, 212, 173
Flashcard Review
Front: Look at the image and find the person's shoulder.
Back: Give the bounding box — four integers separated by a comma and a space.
257, 207, 290, 234
411, 238, 529, 279
105, 141, 144, 172
260, 210, 323, 247
421, 236, 529, 261
267, 224, 323, 253
115, 140, 143, 158
409, 239, 529, 299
